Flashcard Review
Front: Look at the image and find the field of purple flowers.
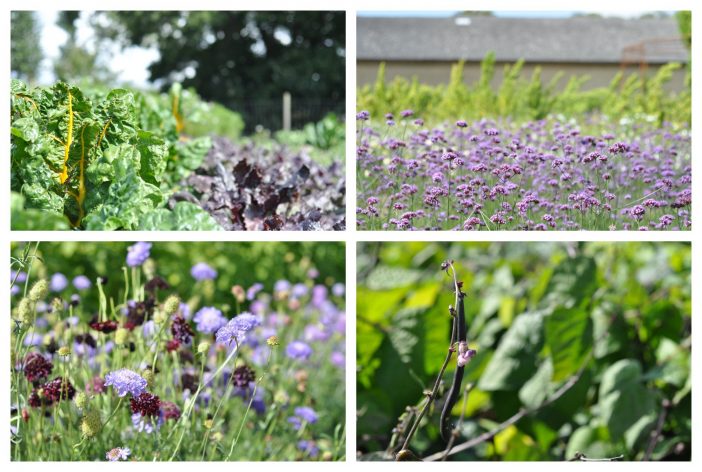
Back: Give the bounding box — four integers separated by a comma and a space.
10, 242, 345, 461
356, 112, 691, 231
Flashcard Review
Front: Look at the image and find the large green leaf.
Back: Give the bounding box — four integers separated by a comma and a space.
365, 266, 423, 291
138, 202, 222, 230
597, 359, 657, 441
539, 255, 597, 309
544, 306, 593, 381
478, 311, 544, 391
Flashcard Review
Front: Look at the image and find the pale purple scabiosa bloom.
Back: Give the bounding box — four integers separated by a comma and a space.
106, 447, 131, 461
131, 412, 163, 433
274, 280, 291, 294
215, 313, 260, 346
72, 275, 91, 290
193, 307, 227, 334
331, 351, 345, 368
291, 406, 318, 428
291, 283, 308, 299
332, 283, 345, 297
246, 283, 264, 301
457, 342, 477, 367
297, 440, 320, 458
191, 262, 217, 281
104, 369, 148, 397
126, 242, 152, 267
286, 341, 313, 360
11, 270, 27, 283
50, 273, 68, 292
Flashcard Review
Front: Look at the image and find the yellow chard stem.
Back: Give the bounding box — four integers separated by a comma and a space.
59, 91, 74, 184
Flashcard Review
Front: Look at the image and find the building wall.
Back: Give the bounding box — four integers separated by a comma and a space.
357, 60, 688, 92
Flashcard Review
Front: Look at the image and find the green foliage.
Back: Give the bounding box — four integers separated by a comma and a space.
89, 11, 345, 130
356, 242, 691, 461
11, 12, 42, 83
357, 56, 691, 125
10, 80, 223, 230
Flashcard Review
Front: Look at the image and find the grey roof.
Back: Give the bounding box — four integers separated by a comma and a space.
357, 16, 688, 64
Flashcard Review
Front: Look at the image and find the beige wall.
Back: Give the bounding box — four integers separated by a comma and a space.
357, 60, 688, 92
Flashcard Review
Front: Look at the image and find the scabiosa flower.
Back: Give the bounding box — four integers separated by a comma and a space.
292, 406, 318, 426
126, 242, 152, 267
215, 313, 260, 346
87, 376, 106, 395
286, 341, 313, 361
232, 365, 257, 388
160, 401, 181, 421
130, 392, 161, 417
104, 369, 148, 397
247, 283, 264, 301
331, 351, 345, 368
42, 377, 76, 403
274, 279, 292, 294
131, 412, 162, 433
171, 315, 194, 344
50, 273, 68, 292
22, 352, 53, 383
72, 275, 91, 290
297, 440, 320, 458
89, 319, 119, 333
332, 283, 345, 297
193, 307, 227, 334
191, 262, 217, 281
106, 447, 131, 461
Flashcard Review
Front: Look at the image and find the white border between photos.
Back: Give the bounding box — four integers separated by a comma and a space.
1, 0, 698, 470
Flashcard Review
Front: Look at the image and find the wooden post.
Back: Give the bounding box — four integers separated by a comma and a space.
282, 92, 291, 131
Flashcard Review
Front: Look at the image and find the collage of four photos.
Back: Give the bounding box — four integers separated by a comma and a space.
8, 7, 693, 463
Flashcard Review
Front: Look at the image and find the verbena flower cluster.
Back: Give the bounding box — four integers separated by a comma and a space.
356, 112, 691, 230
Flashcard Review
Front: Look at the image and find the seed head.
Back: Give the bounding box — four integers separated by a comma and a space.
197, 341, 211, 354
74, 391, 88, 410
28, 280, 48, 302
17, 298, 33, 324
57, 346, 70, 357
80, 409, 102, 437
163, 295, 180, 315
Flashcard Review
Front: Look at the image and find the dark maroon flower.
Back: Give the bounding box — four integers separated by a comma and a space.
160, 401, 181, 421
23, 352, 53, 383
171, 316, 194, 344
166, 339, 181, 352
181, 372, 198, 392
89, 318, 119, 333
74, 333, 97, 349
42, 377, 76, 403
86, 376, 106, 395
232, 365, 257, 388
125, 299, 155, 330
145, 276, 170, 293
130, 392, 161, 417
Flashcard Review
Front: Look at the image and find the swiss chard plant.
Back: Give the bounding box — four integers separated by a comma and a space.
10, 80, 220, 230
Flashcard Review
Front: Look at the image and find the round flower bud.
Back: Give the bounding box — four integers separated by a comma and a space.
231, 285, 245, 303
115, 328, 129, 345
17, 298, 33, 324
197, 341, 211, 355
28, 280, 49, 302
266, 335, 279, 347
74, 392, 88, 410
57, 346, 70, 357
51, 298, 64, 314
142, 259, 156, 279
141, 369, 155, 388
163, 295, 180, 315
80, 409, 102, 437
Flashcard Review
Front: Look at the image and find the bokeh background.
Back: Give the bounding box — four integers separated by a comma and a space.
357, 242, 691, 461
